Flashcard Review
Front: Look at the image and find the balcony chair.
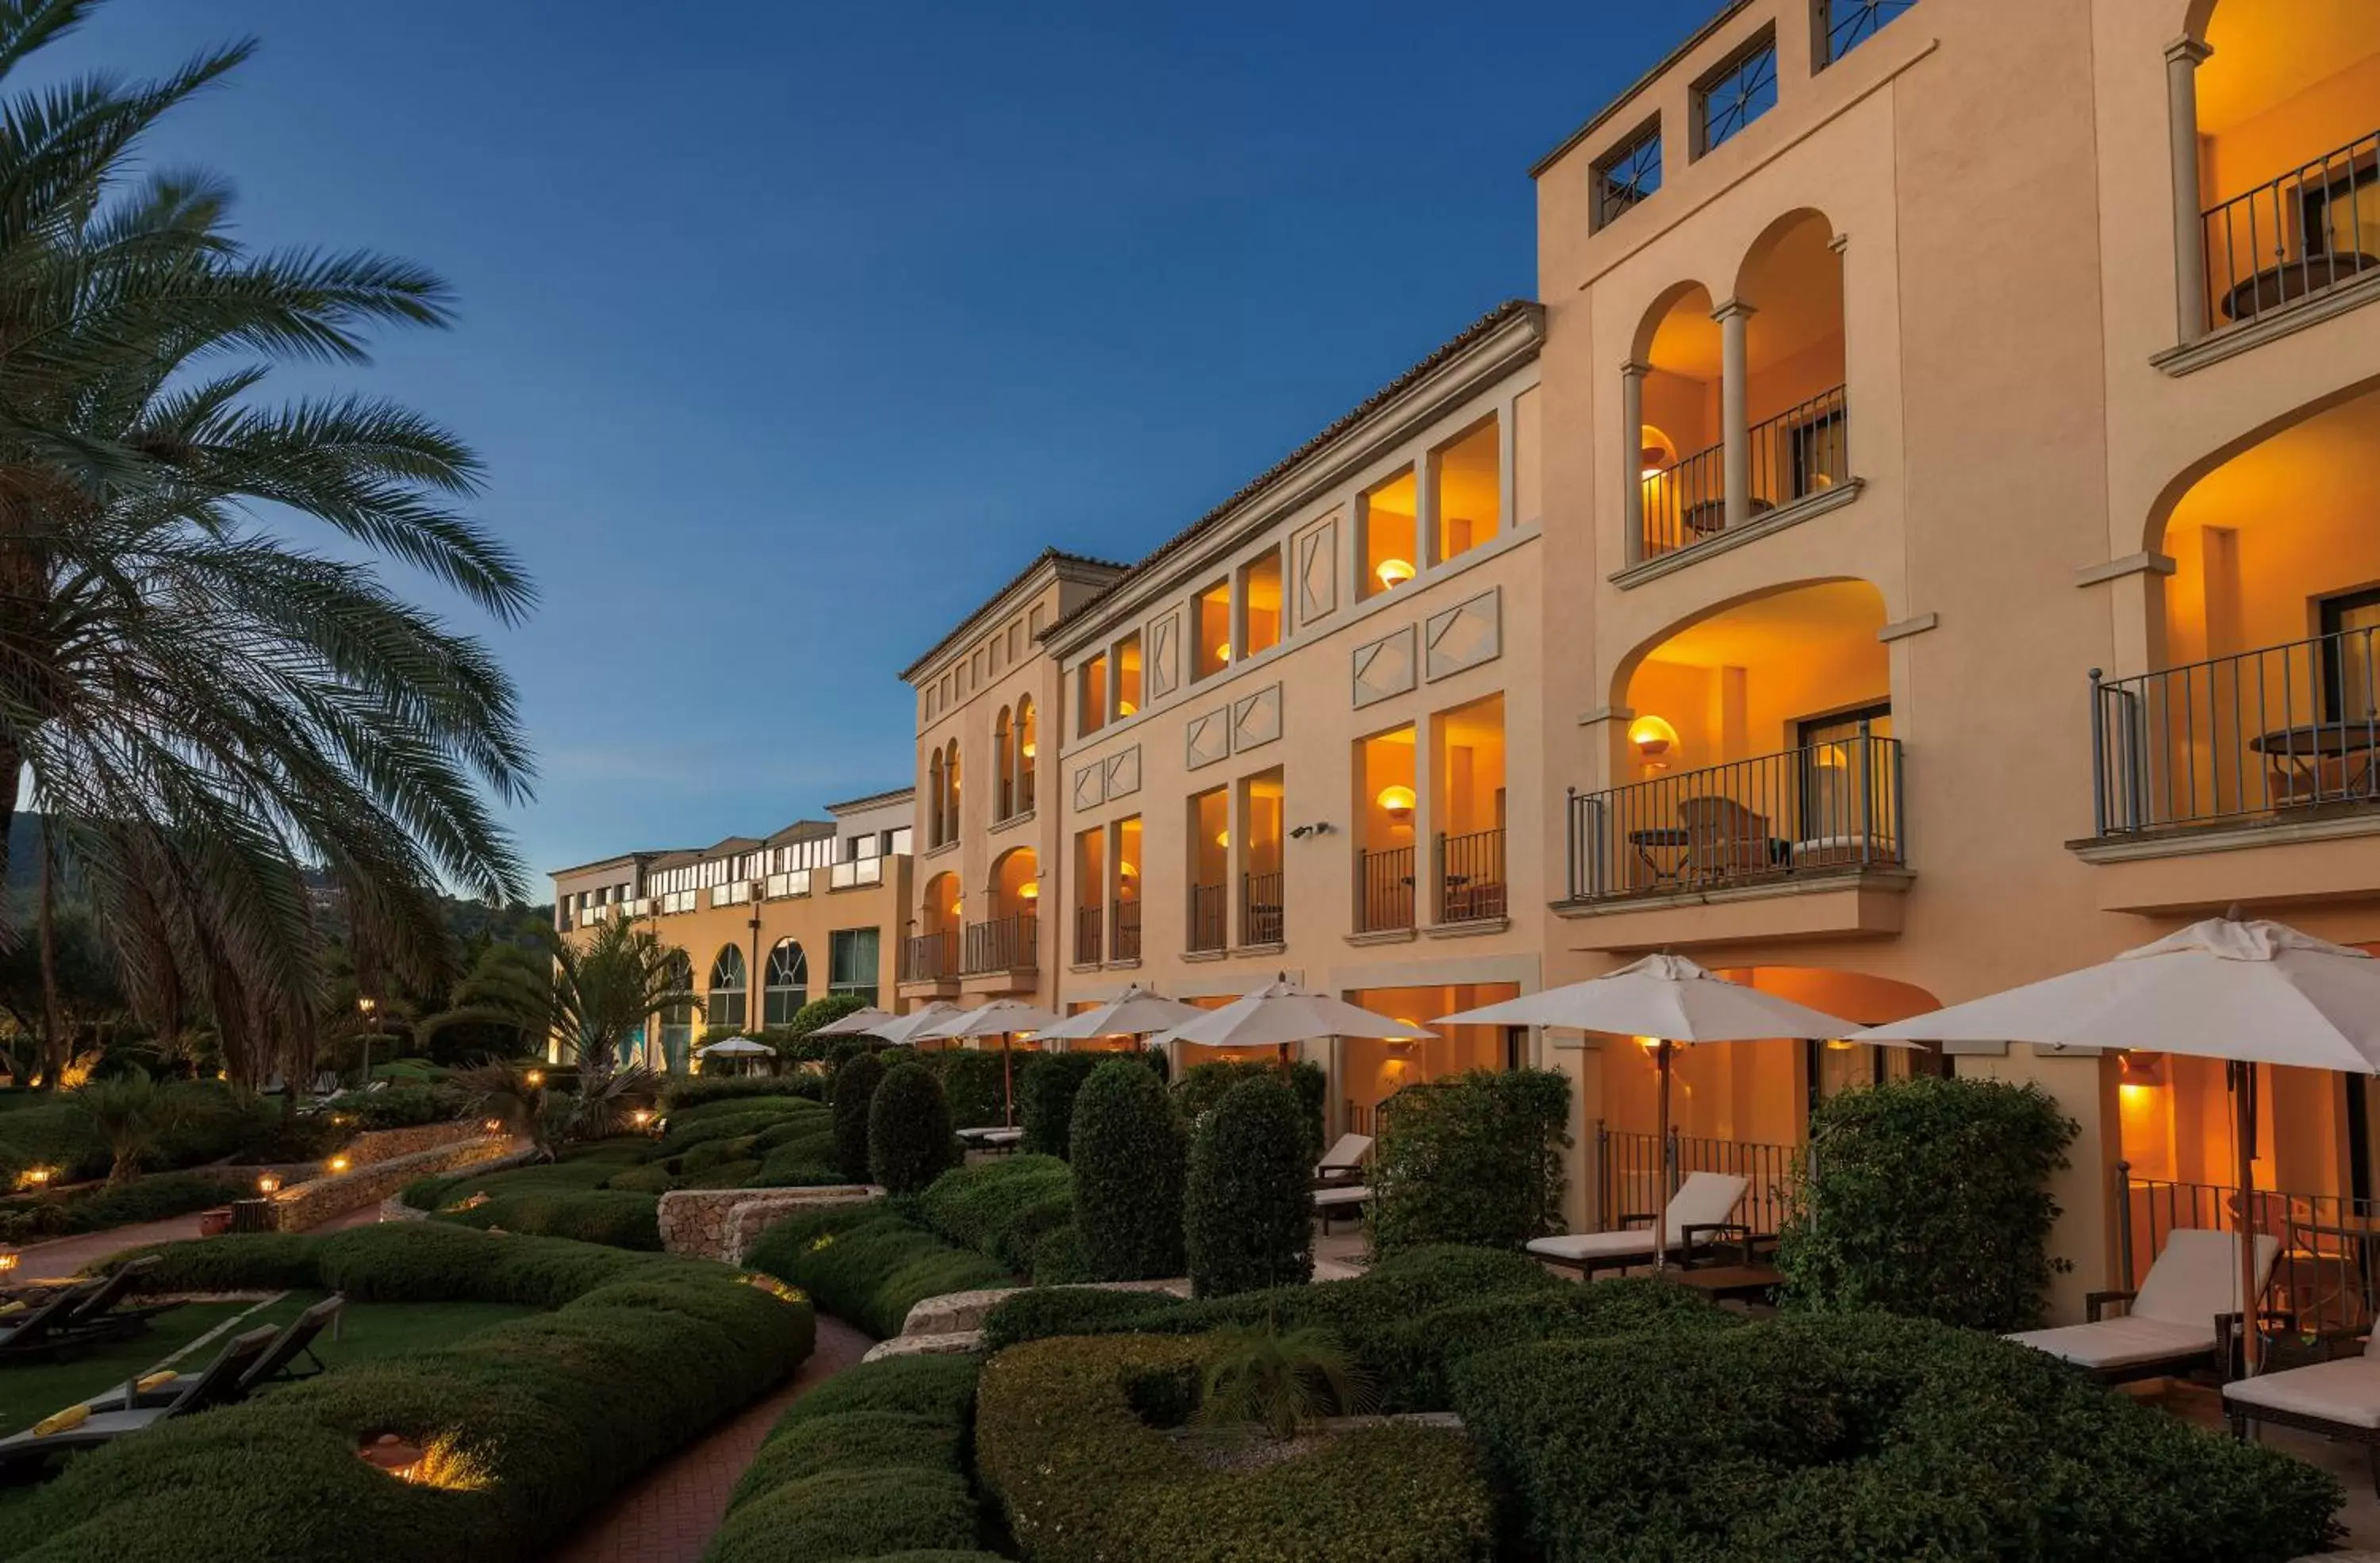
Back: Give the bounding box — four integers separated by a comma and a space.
2006, 1228, 2280, 1384
1524, 1170, 1752, 1278
1676, 797, 1788, 884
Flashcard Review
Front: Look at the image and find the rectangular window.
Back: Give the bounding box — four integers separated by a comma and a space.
1692, 30, 1776, 156
2321, 589, 2380, 721
1079, 651, 1109, 735
1358, 468, 1418, 600
1816, 0, 1915, 67
1238, 551, 1282, 659
1591, 117, 1662, 228
1074, 827, 1105, 963
1188, 787, 1228, 953
1192, 579, 1232, 681
1430, 417, 1501, 566
829, 927, 881, 1004
1112, 814, 1142, 960
1115, 631, 1143, 718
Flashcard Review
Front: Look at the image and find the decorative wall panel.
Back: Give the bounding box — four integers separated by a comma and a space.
1425, 588, 1502, 682
1104, 746, 1142, 800
1352, 625, 1417, 708
1185, 709, 1230, 770
1295, 513, 1340, 626
1072, 760, 1107, 812
1231, 683, 1281, 751
1146, 611, 1182, 701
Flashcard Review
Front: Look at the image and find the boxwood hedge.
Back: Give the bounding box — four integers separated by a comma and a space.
744, 1204, 1011, 1341
7, 1224, 814, 1563
436, 1189, 662, 1250
909, 1156, 1082, 1279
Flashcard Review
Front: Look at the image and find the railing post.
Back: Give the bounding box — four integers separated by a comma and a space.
2088, 668, 2108, 836
1594, 1119, 1610, 1233
2115, 1158, 2135, 1289
1856, 720, 1874, 866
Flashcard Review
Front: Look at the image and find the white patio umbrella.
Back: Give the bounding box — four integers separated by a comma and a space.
694, 1036, 770, 1055
1149, 976, 1436, 1051
1857, 915, 2380, 1368
1034, 985, 1207, 1043
866, 1001, 964, 1047
916, 1000, 1068, 1127
809, 1006, 893, 1038
1437, 952, 1879, 1273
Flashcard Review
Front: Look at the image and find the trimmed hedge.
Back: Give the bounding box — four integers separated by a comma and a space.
911, 1156, 1083, 1281
1070, 1059, 1184, 1281
1454, 1310, 2342, 1563
10, 1224, 814, 1562
1184, 1075, 1311, 1297
321, 1082, 468, 1131
0, 1080, 305, 1185
403, 1142, 649, 1212
436, 1189, 663, 1250
833, 1052, 890, 1182
869, 1063, 958, 1194
1173, 1060, 1325, 1163
709, 1354, 987, 1563
977, 1334, 1495, 1563
662, 1076, 824, 1114
1016, 1052, 1104, 1159
917, 1050, 1010, 1131
1368, 1067, 1568, 1256
1, 1170, 236, 1242
745, 1204, 1012, 1341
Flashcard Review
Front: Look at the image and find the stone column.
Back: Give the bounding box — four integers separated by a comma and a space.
2167, 37, 2213, 344
1619, 360, 1649, 562
1714, 300, 1756, 533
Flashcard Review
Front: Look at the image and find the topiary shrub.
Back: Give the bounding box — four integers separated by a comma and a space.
918, 1049, 1010, 1131
869, 1062, 958, 1194
435, 1189, 662, 1250
1184, 1075, 1313, 1298
1777, 1074, 2077, 1332
1368, 1067, 1569, 1256
1070, 1058, 1184, 1281
743, 1204, 1012, 1340
910, 1156, 1076, 1277
831, 1051, 889, 1184
1173, 1058, 1325, 1162
1454, 1310, 2342, 1563
1017, 1051, 1104, 1158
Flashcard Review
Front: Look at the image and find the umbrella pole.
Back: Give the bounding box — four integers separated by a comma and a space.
1003, 1034, 1015, 1130
2232, 1059, 2261, 1373
1653, 1039, 1675, 1277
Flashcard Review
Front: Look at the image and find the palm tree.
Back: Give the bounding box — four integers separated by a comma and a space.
71, 1066, 181, 1184
0, 0, 536, 1086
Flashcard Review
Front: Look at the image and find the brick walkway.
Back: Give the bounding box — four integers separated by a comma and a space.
542, 1315, 875, 1563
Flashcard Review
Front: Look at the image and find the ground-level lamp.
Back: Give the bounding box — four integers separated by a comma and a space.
256, 1173, 282, 1196
19, 1166, 52, 1190
356, 995, 379, 1089
0, 1245, 19, 1277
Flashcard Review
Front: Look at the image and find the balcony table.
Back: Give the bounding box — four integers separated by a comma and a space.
1626, 828, 1692, 889
2248, 724, 2380, 803
2219, 251, 2380, 322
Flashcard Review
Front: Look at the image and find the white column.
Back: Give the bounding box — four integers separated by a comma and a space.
1620, 361, 1649, 563
1828, 232, 1852, 473
2167, 37, 2213, 344
1415, 444, 1440, 573
1714, 300, 1755, 533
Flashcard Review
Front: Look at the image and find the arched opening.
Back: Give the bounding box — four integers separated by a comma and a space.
1633, 282, 1722, 559
944, 739, 962, 839
1733, 209, 1846, 513
922, 871, 961, 937
1015, 696, 1038, 812
706, 945, 748, 1031
2190, 2, 2380, 328
763, 939, 808, 1027
658, 950, 696, 1073
2117, 383, 2380, 830
990, 846, 1039, 919
995, 706, 1015, 820
1581, 581, 1894, 900
1337, 980, 1522, 1139
927, 749, 946, 847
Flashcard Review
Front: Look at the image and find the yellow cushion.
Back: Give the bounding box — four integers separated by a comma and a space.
135, 1371, 177, 1392
0, 1300, 25, 1318
31, 1404, 90, 1437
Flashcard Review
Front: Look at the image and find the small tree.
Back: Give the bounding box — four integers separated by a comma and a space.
71, 1067, 182, 1184
869, 1061, 958, 1192
1368, 1068, 1571, 1256
831, 1050, 888, 1183
1173, 1058, 1326, 1163
1185, 1074, 1313, 1297
1071, 1058, 1185, 1280
1777, 1074, 2077, 1332
1019, 1051, 1106, 1158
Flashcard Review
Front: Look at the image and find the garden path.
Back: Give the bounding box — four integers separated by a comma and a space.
541, 1315, 873, 1563
13, 1181, 403, 1279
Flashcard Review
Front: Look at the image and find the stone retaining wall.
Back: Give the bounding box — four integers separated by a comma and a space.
346, 1119, 480, 1166
657, 1185, 878, 1263
271, 1135, 512, 1231
374, 1145, 544, 1223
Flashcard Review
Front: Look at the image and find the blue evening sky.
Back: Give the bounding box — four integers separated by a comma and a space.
48, 1, 1708, 891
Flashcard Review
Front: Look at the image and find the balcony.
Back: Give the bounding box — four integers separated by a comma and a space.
1356, 847, 1415, 935
1436, 828, 1507, 924
829, 856, 886, 890
2199, 129, 2380, 335
1074, 904, 1102, 966
898, 930, 957, 985
1111, 898, 1142, 962
1641, 387, 1848, 563
962, 912, 1037, 977
1241, 871, 1283, 947
765, 870, 813, 900
1188, 883, 1226, 954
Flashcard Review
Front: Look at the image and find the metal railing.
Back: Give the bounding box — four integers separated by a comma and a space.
2202, 128, 2380, 332
1242, 870, 1284, 946
1641, 440, 1725, 560
2118, 1167, 2380, 1340
1073, 904, 1101, 966
1598, 1123, 1798, 1239
962, 912, 1036, 974
1019, 769, 1036, 813
1565, 732, 1903, 902
1437, 828, 1506, 923
1356, 846, 1415, 932
2090, 630, 2380, 836
898, 930, 956, 983
1188, 882, 1226, 953
1749, 386, 1847, 512
1112, 897, 1142, 961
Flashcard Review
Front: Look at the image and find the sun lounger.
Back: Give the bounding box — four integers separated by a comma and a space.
86, 1296, 344, 1415
0, 1324, 280, 1477
56, 1257, 167, 1342
1314, 1185, 1370, 1235
1314, 1134, 1372, 1186
1524, 1171, 1751, 1277
0, 1282, 104, 1363
2007, 1228, 2279, 1384
2225, 1331, 2380, 1494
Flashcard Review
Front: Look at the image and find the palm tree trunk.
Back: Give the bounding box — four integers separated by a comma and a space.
0, 733, 16, 948
39, 847, 63, 1091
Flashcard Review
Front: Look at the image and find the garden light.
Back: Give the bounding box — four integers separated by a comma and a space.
21, 1166, 52, 1189
630, 1108, 653, 1128
0, 1246, 18, 1276
328, 1155, 351, 1174
525, 1069, 545, 1088
256, 1173, 282, 1195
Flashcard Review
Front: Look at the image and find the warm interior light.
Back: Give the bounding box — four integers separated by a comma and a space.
1117, 701, 1137, 716
1823, 1038, 1856, 1051
1376, 785, 1416, 821
1636, 1035, 1664, 1054
1375, 558, 1415, 589
1119, 862, 1138, 878
2117, 1051, 2167, 1089
1215, 830, 1229, 848
1628, 715, 1679, 758
1215, 643, 1233, 664
256, 1173, 282, 1196
1022, 741, 1035, 758
1019, 880, 1040, 901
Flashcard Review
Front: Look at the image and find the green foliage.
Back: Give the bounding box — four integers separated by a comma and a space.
783, 993, 870, 1037
833, 1051, 890, 1182
1778, 1075, 2078, 1331
977, 1335, 1495, 1563
19, 1226, 815, 1563
435, 1189, 662, 1250
1197, 1323, 1374, 1438
0, 1080, 294, 1183
1453, 1310, 2342, 1563
0, 1170, 232, 1242
1016, 1051, 1103, 1158
1368, 1068, 1569, 1256
744, 1204, 1012, 1341
915, 1049, 1009, 1131
1070, 1059, 1185, 1280
911, 1156, 1077, 1277
319, 1082, 466, 1130
710, 1353, 984, 1563
1185, 1076, 1311, 1297
1173, 1059, 1325, 1162
662, 1076, 823, 1113
869, 1062, 958, 1193
71, 1067, 182, 1184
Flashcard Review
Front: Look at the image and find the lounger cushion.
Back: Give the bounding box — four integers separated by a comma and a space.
2225, 1359, 2380, 1431
1665, 1172, 1749, 1237
1312, 1186, 1370, 1209
2005, 1316, 2215, 1372
2131, 1230, 2280, 1327
1315, 1134, 1372, 1173
1527, 1229, 1658, 1263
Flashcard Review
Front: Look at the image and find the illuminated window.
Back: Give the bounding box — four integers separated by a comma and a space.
1114, 632, 1142, 716
1430, 417, 1500, 565
1694, 31, 1776, 155
1592, 118, 1662, 228
1359, 467, 1418, 599
1238, 552, 1282, 659
1192, 579, 1231, 680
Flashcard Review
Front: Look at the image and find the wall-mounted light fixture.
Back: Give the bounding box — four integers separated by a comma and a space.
1376, 558, 1415, 589
1376, 785, 1416, 823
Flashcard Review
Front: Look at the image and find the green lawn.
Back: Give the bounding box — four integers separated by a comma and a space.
0, 1288, 537, 1437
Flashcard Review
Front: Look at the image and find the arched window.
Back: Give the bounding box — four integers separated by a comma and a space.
927, 749, 946, 847
995, 706, 1015, 820
707, 945, 747, 1031
659, 950, 696, 1072
944, 738, 962, 837
764, 939, 808, 1027
1016, 696, 1037, 812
